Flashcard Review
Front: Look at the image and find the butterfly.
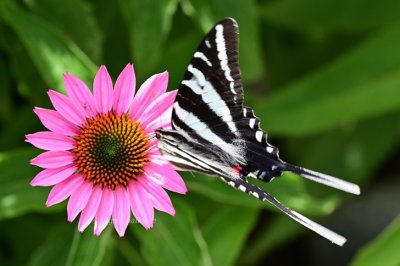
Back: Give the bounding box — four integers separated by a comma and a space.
155, 18, 360, 246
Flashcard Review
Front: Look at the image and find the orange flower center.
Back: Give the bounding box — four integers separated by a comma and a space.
72, 111, 149, 189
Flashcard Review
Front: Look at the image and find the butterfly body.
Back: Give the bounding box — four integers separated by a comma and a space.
155, 128, 245, 180
156, 18, 360, 246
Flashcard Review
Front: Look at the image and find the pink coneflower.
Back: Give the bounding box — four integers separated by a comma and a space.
26, 64, 187, 236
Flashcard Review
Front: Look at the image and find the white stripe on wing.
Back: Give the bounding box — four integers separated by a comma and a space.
182, 64, 237, 133
173, 102, 242, 158
215, 24, 236, 95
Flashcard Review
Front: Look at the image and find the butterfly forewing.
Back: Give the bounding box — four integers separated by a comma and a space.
172, 19, 244, 143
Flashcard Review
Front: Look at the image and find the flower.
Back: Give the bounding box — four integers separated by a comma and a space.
26, 64, 187, 236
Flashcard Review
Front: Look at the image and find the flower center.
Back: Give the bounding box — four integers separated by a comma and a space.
73, 111, 149, 190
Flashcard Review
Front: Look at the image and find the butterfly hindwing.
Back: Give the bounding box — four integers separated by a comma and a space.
220, 177, 346, 246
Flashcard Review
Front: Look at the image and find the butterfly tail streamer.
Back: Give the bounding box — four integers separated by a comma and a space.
221, 177, 347, 246
278, 162, 361, 195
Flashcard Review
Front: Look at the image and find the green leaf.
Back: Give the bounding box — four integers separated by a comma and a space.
6, 41, 49, 106
119, 0, 178, 79
158, 32, 203, 89
0, 107, 42, 150
66, 228, 114, 266
350, 216, 400, 266
0, 0, 97, 90
1, 214, 63, 265
29, 225, 74, 266
99, 5, 131, 78
258, 24, 400, 136
115, 238, 148, 266
29, 225, 114, 266
136, 199, 213, 266
0, 148, 63, 220
284, 112, 400, 186
0, 58, 12, 122
0, 25, 48, 106
185, 173, 339, 216
181, 0, 264, 82
261, 0, 400, 32
202, 206, 258, 266
24, 0, 103, 62
239, 216, 305, 265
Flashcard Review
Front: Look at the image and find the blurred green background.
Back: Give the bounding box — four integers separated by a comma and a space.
1, 0, 399, 265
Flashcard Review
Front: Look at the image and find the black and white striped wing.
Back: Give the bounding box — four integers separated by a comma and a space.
220, 176, 346, 246
171, 18, 280, 174
171, 18, 244, 144
164, 17, 360, 246
171, 18, 360, 196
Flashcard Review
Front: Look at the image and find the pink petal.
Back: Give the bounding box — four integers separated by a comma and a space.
25, 131, 75, 151
147, 154, 170, 167
112, 187, 131, 236
64, 73, 96, 117
31, 151, 75, 168
78, 186, 103, 232
30, 164, 77, 186
94, 189, 114, 236
128, 181, 154, 229
139, 178, 175, 216
147, 138, 158, 152
113, 64, 136, 115
93, 65, 113, 114
147, 149, 174, 167
140, 90, 177, 125
46, 173, 84, 206
147, 143, 174, 160
129, 71, 169, 119
48, 90, 86, 126
144, 163, 187, 194
33, 107, 78, 136
67, 181, 93, 222
144, 105, 173, 133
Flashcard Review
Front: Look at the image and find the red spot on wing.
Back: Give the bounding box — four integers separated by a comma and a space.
232, 166, 242, 175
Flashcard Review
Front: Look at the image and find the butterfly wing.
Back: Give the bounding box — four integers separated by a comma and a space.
158, 17, 360, 245
219, 176, 346, 246
172, 18, 244, 144
171, 18, 360, 194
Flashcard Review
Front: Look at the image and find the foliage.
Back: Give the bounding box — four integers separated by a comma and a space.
0, 0, 399, 265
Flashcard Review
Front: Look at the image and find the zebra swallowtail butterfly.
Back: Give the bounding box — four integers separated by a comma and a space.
155, 18, 360, 246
